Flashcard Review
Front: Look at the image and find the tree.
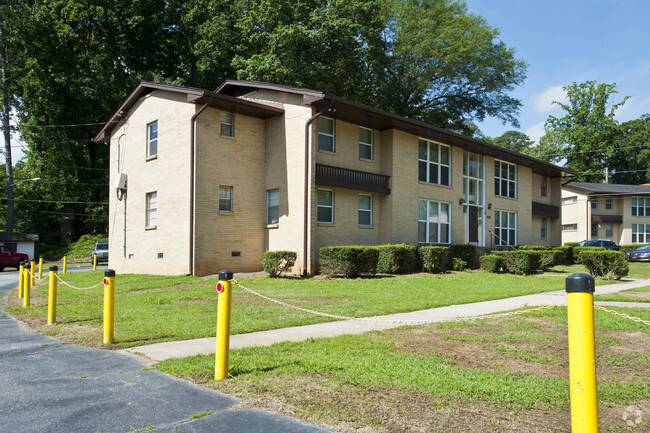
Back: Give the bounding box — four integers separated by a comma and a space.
487, 130, 534, 153
542, 81, 628, 182
607, 114, 650, 184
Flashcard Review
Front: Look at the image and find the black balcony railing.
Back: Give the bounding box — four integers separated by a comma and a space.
315, 164, 390, 194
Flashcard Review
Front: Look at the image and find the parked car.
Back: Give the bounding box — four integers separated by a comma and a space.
0, 245, 29, 271
92, 241, 109, 263
625, 244, 650, 262
577, 239, 619, 251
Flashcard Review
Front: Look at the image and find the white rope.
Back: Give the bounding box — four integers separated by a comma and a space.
54, 272, 104, 291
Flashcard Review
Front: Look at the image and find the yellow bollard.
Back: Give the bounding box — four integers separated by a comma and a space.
30, 260, 35, 285
566, 273, 599, 433
63, 256, 67, 274
18, 262, 24, 298
38, 256, 44, 279
103, 269, 116, 344
47, 265, 58, 324
23, 263, 31, 308
93, 254, 97, 271
215, 270, 233, 381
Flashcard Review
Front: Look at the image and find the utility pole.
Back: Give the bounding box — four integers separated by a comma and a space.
604, 167, 608, 184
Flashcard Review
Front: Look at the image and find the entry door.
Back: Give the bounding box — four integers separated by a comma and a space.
467, 206, 479, 243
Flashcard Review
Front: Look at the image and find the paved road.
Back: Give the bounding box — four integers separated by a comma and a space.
0, 271, 331, 433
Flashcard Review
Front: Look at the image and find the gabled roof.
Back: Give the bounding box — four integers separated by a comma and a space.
563, 181, 650, 196
93, 81, 284, 142
216, 80, 576, 178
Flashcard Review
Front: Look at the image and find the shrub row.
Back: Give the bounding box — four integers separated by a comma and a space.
262, 251, 297, 277
580, 251, 629, 280
318, 244, 477, 277
480, 248, 566, 275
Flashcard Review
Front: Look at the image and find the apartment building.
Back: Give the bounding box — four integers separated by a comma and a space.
94, 81, 572, 276
561, 181, 650, 245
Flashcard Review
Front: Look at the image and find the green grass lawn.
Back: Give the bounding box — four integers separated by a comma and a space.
595, 285, 650, 303
6, 270, 576, 348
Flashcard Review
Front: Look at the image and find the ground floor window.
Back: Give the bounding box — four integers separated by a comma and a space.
146, 191, 157, 228
267, 189, 279, 224
541, 218, 547, 239
591, 224, 598, 237
494, 210, 516, 246
632, 224, 650, 243
317, 189, 334, 223
562, 223, 577, 231
418, 199, 450, 244
606, 224, 613, 237
219, 186, 233, 212
358, 194, 372, 226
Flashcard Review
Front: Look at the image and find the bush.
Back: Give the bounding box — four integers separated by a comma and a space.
319, 246, 378, 277
580, 251, 629, 280
376, 244, 418, 274
447, 244, 477, 270
496, 250, 541, 275
573, 246, 605, 264
480, 254, 503, 273
418, 246, 448, 273
262, 251, 297, 277
539, 249, 566, 270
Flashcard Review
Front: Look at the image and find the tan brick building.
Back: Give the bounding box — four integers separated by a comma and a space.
561, 181, 650, 245
95, 81, 572, 276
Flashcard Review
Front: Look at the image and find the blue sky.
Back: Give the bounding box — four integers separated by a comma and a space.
464, 0, 650, 142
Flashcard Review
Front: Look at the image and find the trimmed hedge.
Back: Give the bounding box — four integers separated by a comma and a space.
418, 246, 448, 273
447, 244, 477, 270
573, 246, 606, 264
262, 251, 297, 277
319, 246, 378, 277
495, 250, 541, 275
479, 254, 503, 273
376, 244, 418, 274
579, 251, 629, 280
539, 249, 566, 270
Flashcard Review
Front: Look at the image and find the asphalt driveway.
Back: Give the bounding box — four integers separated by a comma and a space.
0, 270, 331, 433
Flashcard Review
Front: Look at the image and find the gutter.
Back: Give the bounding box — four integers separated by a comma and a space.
189, 96, 214, 275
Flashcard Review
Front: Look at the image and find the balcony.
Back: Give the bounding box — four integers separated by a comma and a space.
316, 164, 390, 194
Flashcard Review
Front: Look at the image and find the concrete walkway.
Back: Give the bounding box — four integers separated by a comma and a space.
121, 277, 650, 364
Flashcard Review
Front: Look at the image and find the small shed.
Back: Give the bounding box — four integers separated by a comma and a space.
0, 233, 39, 260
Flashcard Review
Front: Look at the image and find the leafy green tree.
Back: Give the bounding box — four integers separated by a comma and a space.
542, 81, 628, 182
487, 130, 534, 153
608, 114, 650, 184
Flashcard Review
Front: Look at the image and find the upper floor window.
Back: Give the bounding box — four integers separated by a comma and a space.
605, 197, 613, 210
591, 198, 598, 209
494, 210, 516, 246
267, 189, 279, 225
146, 191, 157, 228
317, 189, 334, 223
562, 196, 577, 205
540, 176, 547, 196
220, 111, 234, 136
418, 139, 450, 186
318, 117, 335, 152
359, 127, 373, 160
147, 121, 158, 157
358, 194, 372, 226
632, 197, 650, 216
219, 186, 233, 212
418, 199, 450, 244
562, 223, 578, 231
494, 160, 516, 198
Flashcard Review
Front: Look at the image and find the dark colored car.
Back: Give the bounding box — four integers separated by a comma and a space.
625, 244, 650, 262
0, 245, 29, 271
92, 241, 109, 263
577, 239, 619, 251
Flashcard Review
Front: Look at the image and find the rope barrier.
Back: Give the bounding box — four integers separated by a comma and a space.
594, 305, 650, 326
25, 269, 45, 281
233, 280, 561, 325
54, 272, 104, 291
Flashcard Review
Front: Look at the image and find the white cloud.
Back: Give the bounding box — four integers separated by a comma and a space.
532, 86, 567, 113
525, 121, 546, 143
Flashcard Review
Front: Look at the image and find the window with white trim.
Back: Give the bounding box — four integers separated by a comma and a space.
541, 218, 547, 239
220, 111, 234, 136
267, 189, 279, 224
219, 186, 233, 212
418, 139, 450, 186
146, 191, 157, 228
418, 199, 450, 244
318, 117, 335, 152
562, 196, 577, 205
147, 121, 158, 157
494, 160, 516, 198
317, 189, 334, 223
632, 197, 650, 216
359, 127, 373, 160
358, 194, 372, 226
632, 224, 650, 243
591, 224, 598, 237
540, 175, 547, 196
606, 224, 613, 237
562, 223, 578, 231
591, 198, 597, 209
605, 197, 613, 210
494, 210, 516, 246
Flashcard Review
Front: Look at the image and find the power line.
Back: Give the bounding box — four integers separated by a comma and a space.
2, 198, 108, 205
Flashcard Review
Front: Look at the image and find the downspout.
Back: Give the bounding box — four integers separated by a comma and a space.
303, 102, 332, 276
189, 96, 214, 276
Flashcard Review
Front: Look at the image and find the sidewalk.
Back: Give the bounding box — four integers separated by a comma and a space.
121, 277, 650, 364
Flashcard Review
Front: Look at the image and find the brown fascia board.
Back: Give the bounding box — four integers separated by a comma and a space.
186, 90, 284, 119
215, 80, 574, 179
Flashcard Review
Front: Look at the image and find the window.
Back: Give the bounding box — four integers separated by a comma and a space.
358, 194, 372, 226
147, 121, 158, 157
540, 176, 547, 196
606, 197, 613, 210
494, 210, 516, 246
418, 200, 451, 244
562, 196, 578, 205
632, 197, 650, 216
418, 139, 450, 186
591, 198, 597, 209
219, 186, 233, 212
541, 218, 547, 239
494, 160, 516, 198
220, 111, 234, 136
318, 117, 335, 152
146, 192, 157, 228
267, 189, 279, 224
606, 224, 613, 237
317, 189, 334, 223
562, 223, 578, 231
359, 127, 373, 160
591, 224, 598, 237
632, 224, 650, 243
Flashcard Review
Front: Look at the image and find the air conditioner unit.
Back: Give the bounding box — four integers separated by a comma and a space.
114, 173, 127, 190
